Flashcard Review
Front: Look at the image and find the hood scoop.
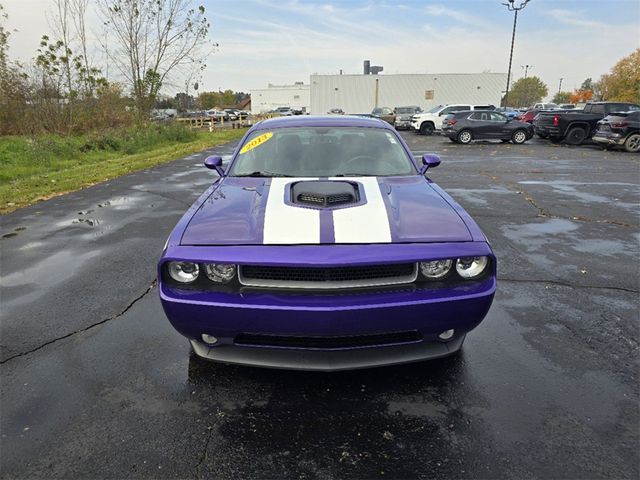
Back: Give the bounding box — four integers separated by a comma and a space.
291, 180, 360, 208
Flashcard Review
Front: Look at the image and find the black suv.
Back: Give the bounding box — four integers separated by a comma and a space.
442, 110, 533, 144
592, 111, 640, 152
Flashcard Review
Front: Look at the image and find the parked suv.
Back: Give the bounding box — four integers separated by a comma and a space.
371, 107, 395, 125
411, 104, 495, 135
394, 106, 423, 130
592, 111, 640, 152
442, 110, 533, 144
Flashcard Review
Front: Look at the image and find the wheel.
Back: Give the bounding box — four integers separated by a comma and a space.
623, 133, 640, 153
511, 129, 528, 144
549, 136, 562, 144
420, 122, 435, 136
565, 127, 587, 145
456, 130, 472, 144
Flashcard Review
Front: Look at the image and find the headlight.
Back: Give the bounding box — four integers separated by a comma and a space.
456, 256, 488, 279
204, 263, 236, 283
419, 259, 452, 279
168, 261, 199, 283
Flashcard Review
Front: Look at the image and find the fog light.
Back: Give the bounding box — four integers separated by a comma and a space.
438, 329, 455, 340
201, 334, 218, 345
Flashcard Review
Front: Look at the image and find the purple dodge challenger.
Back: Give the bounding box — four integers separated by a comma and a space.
158, 116, 496, 371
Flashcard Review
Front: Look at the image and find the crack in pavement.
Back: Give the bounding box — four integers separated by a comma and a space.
500, 277, 639, 294
195, 424, 216, 479
479, 171, 634, 227
0, 280, 157, 365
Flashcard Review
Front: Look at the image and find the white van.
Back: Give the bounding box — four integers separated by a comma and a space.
411, 104, 495, 135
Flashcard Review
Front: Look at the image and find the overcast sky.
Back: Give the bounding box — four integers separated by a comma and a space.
4, 0, 639, 96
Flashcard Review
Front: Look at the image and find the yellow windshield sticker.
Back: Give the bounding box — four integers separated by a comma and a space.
240, 132, 273, 154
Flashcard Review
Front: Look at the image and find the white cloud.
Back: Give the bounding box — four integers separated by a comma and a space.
424, 4, 481, 25
548, 9, 607, 29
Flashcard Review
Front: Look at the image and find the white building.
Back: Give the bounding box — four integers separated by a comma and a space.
310, 73, 507, 114
250, 83, 310, 114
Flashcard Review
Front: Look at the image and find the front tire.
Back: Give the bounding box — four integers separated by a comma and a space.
420, 122, 435, 136
624, 133, 640, 153
511, 129, 528, 144
457, 129, 473, 144
565, 127, 587, 145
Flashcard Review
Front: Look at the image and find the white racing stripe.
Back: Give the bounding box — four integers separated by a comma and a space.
263, 177, 320, 244
330, 176, 392, 243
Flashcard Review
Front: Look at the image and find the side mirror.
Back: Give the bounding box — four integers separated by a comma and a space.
420, 154, 441, 174
204, 155, 225, 176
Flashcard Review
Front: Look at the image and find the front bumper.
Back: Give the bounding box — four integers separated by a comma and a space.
159, 243, 496, 370
190, 334, 465, 371
395, 120, 412, 129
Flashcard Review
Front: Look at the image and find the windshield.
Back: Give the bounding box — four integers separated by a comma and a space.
428, 105, 444, 113
230, 127, 416, 177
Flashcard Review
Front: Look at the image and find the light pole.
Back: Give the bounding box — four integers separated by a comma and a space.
502, 0, 531, 107
558, 77, 563, 94
521, 64, 533, 106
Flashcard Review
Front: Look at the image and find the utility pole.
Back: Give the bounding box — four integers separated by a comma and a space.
502, 0, 531, 107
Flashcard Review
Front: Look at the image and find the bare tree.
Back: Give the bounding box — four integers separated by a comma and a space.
98, 0, 210, 113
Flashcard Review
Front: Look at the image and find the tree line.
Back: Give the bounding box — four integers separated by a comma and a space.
0, 0, 214, 135
155, 90, 250, 112
501, 49, 639, 108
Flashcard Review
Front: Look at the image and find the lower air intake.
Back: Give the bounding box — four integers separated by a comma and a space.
235, 331, 423, 349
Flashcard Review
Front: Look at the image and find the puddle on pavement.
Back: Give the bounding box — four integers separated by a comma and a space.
0, 249, 103, 289
73, 218, 100, 227
518, 180, 638, 209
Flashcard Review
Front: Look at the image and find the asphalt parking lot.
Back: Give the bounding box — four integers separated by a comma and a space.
1, 132, 638, 479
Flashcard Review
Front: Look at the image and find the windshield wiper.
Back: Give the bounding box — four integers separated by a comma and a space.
233, 171, 293, 177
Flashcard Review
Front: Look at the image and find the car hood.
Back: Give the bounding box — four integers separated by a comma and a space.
181, 176, 472, 245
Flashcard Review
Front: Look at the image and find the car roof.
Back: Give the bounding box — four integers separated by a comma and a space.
251, 115, 394, 131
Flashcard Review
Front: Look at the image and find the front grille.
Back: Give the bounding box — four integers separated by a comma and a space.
235, 330, 423, 349
239, 263, 417, 289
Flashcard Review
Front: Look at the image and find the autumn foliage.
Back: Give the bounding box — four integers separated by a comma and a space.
601, 48, 640, 103
570, 89, 594, 104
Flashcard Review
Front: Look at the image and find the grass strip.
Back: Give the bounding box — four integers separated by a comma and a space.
0, 129, 247, 214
